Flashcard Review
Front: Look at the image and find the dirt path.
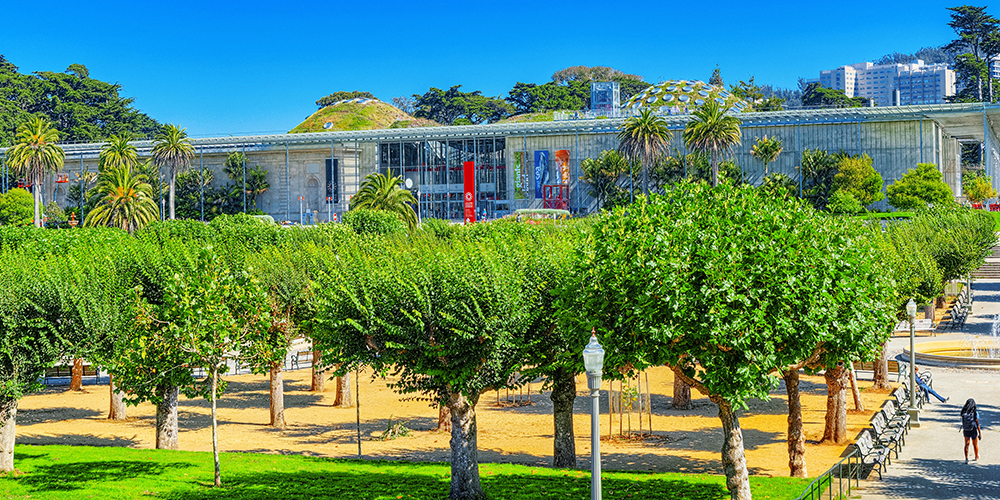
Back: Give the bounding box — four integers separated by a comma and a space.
16, 366, 889, 476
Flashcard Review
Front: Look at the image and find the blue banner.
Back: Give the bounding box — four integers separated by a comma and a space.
534, 150, 548, 199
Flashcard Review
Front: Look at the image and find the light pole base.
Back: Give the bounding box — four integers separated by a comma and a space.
908, 407, 921, 428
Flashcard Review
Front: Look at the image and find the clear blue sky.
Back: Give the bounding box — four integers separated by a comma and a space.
0, 0, 963, 137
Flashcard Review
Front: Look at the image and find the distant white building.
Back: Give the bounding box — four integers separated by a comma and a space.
817, 60, 955, 106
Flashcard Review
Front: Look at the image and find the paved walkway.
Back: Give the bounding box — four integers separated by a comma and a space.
857, 279, 1000, 499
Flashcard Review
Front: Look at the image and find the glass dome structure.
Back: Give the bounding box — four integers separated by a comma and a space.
624, 80, 747, 115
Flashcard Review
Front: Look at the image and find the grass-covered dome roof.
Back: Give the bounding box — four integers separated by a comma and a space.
624, 80, 747, 114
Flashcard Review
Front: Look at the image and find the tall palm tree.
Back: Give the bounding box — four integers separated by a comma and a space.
6, 116, 65, 227
350, 172, 417, 229
83, 163, 158, 234
617, 109, 672, 196
151, 124, 194, 220
750, 135, 783, 177
683, 101, 742, 187
99, 133, 138, 171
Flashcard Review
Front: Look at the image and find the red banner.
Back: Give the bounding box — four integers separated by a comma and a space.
463, 161, 476, 222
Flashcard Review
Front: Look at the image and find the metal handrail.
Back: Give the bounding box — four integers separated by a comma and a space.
793, 447, 860, 500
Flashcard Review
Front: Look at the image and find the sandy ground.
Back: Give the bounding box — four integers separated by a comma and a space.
15, 366, 892, 477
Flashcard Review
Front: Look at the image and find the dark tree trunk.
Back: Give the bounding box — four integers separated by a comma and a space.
211, 369, 221, 487
70, 358, 84, 391
0, 399, 16, 472
673, 376, 692, 409
334, 371, 351, 408
447, 392, 485, 500
872, 342, 891, 390
269, 363, 285, 428
550, 368, 577, 468
437, 404, 451, 433
782, 370, 807, 478
310, 350, 325, 392
155, 383, 179, 450
822, 363, 849, 444
714, 397, 752, 500
108, 374, 127, 421
848, 368, 864, 411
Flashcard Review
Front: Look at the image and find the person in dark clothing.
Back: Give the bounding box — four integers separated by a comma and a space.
961, 398, 982, 464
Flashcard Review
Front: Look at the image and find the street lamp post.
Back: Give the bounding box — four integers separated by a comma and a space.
582, 329, 605, 500
906, 298, 920, 427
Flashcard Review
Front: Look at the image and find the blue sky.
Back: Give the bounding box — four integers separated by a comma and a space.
0, 0, 964, 137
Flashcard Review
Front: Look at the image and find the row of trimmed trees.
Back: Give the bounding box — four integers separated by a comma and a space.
0, 191, 994, 500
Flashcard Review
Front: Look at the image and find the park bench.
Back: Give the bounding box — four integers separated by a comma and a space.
43, 360, 101, 386
881, 399, 910, 435
855, 431, 891, 479
870, 412, 904, 459
291, 350, 313, 370
938, 288, 971, 331
851, 360, 905, 383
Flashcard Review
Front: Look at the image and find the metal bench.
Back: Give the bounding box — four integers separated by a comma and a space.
870, 413, 904, 459
855, 431, 891, 479
851, 360, 906, 383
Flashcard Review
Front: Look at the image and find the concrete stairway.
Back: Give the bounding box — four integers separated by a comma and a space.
973, 246, 1000, 279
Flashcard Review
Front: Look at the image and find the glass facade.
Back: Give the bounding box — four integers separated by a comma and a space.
379, 137, 507, 221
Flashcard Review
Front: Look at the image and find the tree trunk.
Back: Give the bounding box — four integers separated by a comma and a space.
447, 392, 485, 500
169, 170, 176, 220
821, 363, 849, 444
437, 404, 452, 433
782, 370, 807, 478
848, 367, 864, 411
108, 374, 127, 421
334, 372, 351, 408
714, 397, 752, 500
711, 148, 720, 187
155, 383, 179, 450
673, 375, 692, 409
642, 161, 649, 196
0, 400, 17, 472
33, 181, 41, 227
310, 350, 325, 392
872, 343, 891, 390
550, 368, 577, 468
70, 358, 84, 391
211, 369, 221, 487
269, 363, 285, 428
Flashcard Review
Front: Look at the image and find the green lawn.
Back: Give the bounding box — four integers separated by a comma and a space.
0, 445, 811, 500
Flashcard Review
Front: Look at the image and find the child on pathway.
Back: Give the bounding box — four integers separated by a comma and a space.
961, 398, 982, 464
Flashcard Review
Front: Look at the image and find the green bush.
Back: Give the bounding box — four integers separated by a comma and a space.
0, 188, 34, 226
343, 208, 407, 236
832, 154, 884, 207
419, 217, 458, 240
827, 189, 863, 214
886, 163, 954, 211
760, 172, 797, 199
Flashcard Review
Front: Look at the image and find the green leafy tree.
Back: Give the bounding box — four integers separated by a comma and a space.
83, 164, 159, 234
683, 101, 742, 187
312, 232, 539, 500
904, 207, 996, 283
730, 76, 785, 111
709, 67, 724, 87
886, 163, 955, 210
944, 6, 999, 102
963, 171, 998, 202
580, 150, 635, 209
0, 188, 34, 226
617, 109, 672, 196
760, 172, 797, 199
506, 81, 590, 114
832, 154, 884, 208
412, 86, 513, 124
151, 124, 195, 220
350, 173, 417, 229
801, 149, 840, 210
827, 189, 863, 214
584, 181, 895, 491
750, 136, 783, 176
550, 65, 644, 84
6, 116, 64, 227
801, 83, 867, 108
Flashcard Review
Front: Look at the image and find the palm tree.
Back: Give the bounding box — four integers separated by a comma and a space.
6, 116, 65, 227
151, 124, 195, 220
83, 163, 158, 234
750, 135, 783, 177
99, 133, 138, 171
350, 172, 417, 229
617, 109, 672, 196
683, 101, 742, 187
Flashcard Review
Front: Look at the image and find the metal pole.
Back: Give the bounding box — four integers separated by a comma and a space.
356, 367, 361, 459
200, 149, 204, 221
241, 143, 246, 213
79, 156, 84, 217
285, 142, 290, 223
590, 384, 602, 500
797, 123, 803, 198
908, 307, 920, 427
919, 119, 924, 164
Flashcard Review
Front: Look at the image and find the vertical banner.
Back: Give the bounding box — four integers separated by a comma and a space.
534, 150, 548, 199
325, 159, 339, 203
463, 161, 476, 222
555, 150, 570, 184
513, 152, 525, 200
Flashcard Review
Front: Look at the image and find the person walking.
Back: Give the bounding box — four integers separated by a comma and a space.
961, 398, 982, 464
